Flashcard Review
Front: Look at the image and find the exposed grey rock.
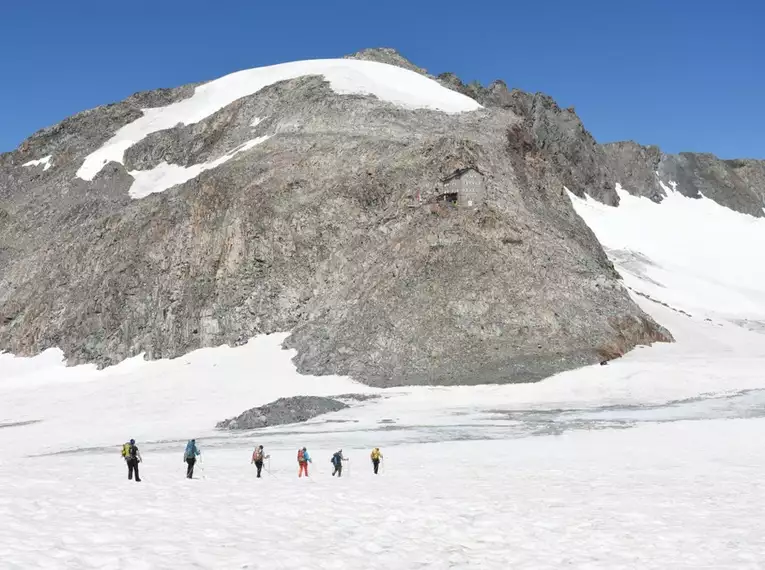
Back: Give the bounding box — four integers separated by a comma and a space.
602, 141, 765, 217
333, 393, 381, 402
216, 396, 348, 429
345, 47, 430, 76
725, 159, 765, 206
601, 141, 664, 201
0, 49, 674, 386
433, 71, 618, 206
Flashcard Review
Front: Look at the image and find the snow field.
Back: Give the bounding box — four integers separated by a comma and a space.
2, 420, 764, 569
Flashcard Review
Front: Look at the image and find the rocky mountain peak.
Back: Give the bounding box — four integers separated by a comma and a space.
345, 47, 430, 76
0, 50, 682, 386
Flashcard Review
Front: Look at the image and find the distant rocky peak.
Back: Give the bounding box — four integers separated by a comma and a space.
344, 47, 430, 76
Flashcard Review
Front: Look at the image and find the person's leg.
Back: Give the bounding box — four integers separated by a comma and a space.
338, 465, 342, 478
128, 460, 134, 480
187, 458, 195, 478
134, 461, 141, 482
373, 459, 379, 474
256, 460, 263, 477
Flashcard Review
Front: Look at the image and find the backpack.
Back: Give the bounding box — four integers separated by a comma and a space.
297, 449, 305, 463
121, 443, 131, 458
253, 449, 263, 462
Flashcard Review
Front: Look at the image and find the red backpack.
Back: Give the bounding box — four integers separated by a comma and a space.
297, 449, 305, 463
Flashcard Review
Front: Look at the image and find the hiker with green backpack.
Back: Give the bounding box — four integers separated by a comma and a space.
121, 439, 142, 482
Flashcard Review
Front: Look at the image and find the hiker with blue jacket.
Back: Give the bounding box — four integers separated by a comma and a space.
331, 449, 347, 477
184, 439, 201, 478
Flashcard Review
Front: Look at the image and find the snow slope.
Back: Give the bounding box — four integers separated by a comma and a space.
76, 59, 481, 182
570, 184, 765, 322
0, 334, 367, 459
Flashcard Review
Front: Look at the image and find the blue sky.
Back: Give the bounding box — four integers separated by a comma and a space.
2, 0, 763, 158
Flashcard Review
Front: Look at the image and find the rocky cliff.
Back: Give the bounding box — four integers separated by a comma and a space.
602, 141, 765, 217
0, 49, 679, 386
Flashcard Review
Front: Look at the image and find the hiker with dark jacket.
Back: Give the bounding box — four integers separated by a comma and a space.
331, 449, 347, 477
184, 439, 201, 478
251, 445, 270, 478
121, 439, 142, 482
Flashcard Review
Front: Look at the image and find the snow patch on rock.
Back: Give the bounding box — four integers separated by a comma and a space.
22, 155, 53, 171
128, 135, 271, 199
77, 59, 481, 181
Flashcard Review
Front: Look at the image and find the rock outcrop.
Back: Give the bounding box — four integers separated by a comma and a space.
0, 49, 675, 386
216, 396, 349, 429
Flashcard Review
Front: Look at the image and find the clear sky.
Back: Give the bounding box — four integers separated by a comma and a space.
2, 0, 763, 158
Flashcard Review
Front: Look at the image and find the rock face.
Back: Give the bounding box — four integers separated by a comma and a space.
0, 48, 675, 386
603, 141, 765, 217
216, 396, 349, 430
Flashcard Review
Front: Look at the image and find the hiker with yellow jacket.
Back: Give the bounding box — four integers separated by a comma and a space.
370, 447, 383, 474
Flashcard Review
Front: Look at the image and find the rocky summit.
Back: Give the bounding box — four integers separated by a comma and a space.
12, 47, 762, 387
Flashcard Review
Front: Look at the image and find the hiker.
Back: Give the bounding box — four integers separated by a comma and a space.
370, 447, 383, 475
331, 449, 347, 477
121, 439, 142, 482
251, 445, 270, 478
183, 439, 201, 479
297, 447, 312, 477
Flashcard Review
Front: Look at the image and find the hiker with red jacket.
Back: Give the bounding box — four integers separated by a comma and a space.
297, 447, 312, 477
